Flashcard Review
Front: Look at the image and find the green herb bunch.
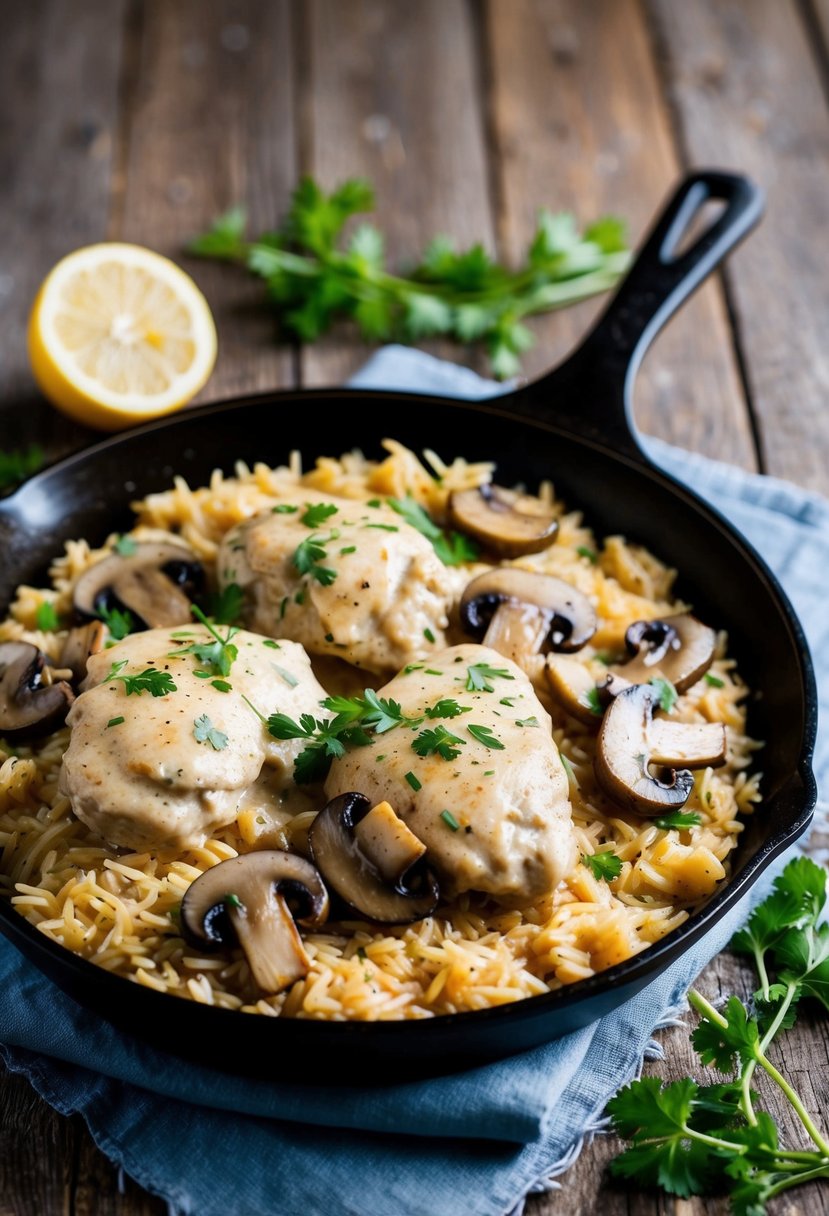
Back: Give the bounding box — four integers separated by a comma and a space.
608, 857, 829, 1211
188, 177, 630, 378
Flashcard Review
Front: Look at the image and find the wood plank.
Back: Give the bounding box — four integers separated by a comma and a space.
0, 1068, 73, 1216
113, 0, 298, 401
484, 0, 757, 467
0, 0, 127, 458
647, 0, 829, 493
300, 0, 496, 386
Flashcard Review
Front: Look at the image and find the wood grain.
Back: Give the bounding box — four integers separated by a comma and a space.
299, 0, 496, 386
483, 0, 757, 468
647, 0, 829, 493
112, 0, 298, 401
0, 0, 127, 459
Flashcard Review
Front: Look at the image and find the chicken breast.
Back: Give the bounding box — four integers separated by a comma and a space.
219, 492, 461, 675
324, 644, 575, 906
59, 626, 330, 851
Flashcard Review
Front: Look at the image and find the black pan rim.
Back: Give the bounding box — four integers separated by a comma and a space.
0, 385, 818, 1045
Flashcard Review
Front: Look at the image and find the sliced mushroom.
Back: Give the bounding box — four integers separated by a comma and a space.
546, 613, 718, 724
622, 615, 716, 692
59, 621, 107, 684
595, 683, 726, 816
460, 568, 596, 667
308, 792, 439, 923
73, 543, 204, 631
0, 641, 74, 738
180, 852, 329, 994
448, 485, 559, 557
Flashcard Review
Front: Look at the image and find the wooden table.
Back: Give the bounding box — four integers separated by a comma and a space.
1, 2, 828, 1212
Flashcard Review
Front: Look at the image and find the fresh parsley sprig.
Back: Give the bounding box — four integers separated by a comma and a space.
293, 531, 339, 586
608, 857, 829, 1211
466, 662, 515, 693
188, 178, 630, 379
104, 662, 176, 697
169, 607, 239, 686
412, 725, 466, 761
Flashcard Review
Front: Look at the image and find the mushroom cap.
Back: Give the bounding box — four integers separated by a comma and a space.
460, 568, 597, 653
448, 485, 559, 558
622, 614, 717, 692
595, 683, 726, 816
0, 641, 74, 738
309, 792, 439, 924
180, 851, 329, 949
73, 542, 204, 630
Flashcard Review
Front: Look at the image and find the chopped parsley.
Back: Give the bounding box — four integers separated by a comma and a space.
271, 664, 299, 688
466, 662, 515, 693
387, 496, 479, 566
576, 545, 598, 563
412, 725, 465, 760
364, 522, 399, 532
262, 639, 280, 649
424, 698, 471, 720
272, 504, 298, 514
405, 771, 422, 791
104, 662, 176, 697
224, 892, 244, 910
211, 679, 232, 693
653, 810, 702, 830
467, 723, 504, 750
194, 714, 229, 751
440, 810, 460, 832
581, 851, 622, 881
35, 601, 60, 632
169, 607, 238, 678
99, 603, 135, 641
499, 696, 515, 707
292, 531, 338, 585
301, 502, 339, 528
106, 716, 125, 729
366, 498, 381, 508
515, 716, 540, 728
704, 673, 725, 688
403, 663, 424, 675
339, 545, 357, 555
113, 534, 138, 557
423, 627, 436, 644
207, 582, 244, 625
650, 676, 678, 714
584, 686, 604, 717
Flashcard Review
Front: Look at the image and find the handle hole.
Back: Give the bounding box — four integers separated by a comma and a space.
661, 196, 727, 263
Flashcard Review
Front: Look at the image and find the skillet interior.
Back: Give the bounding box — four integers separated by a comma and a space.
0, 388, 816, 1080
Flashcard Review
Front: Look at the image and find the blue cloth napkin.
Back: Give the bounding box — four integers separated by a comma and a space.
1, 346, 826, 1216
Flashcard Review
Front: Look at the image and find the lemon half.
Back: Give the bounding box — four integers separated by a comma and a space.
28, 243, 217, 431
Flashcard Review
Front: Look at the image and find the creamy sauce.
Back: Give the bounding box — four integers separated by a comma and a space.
59, 626, 330, 850
325, 643, 575, 906
219, 492, 461, 675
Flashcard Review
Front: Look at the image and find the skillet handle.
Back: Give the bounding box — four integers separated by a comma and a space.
514, 170, 764, 458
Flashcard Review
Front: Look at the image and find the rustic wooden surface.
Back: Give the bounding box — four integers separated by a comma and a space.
0, 1, 827, 1213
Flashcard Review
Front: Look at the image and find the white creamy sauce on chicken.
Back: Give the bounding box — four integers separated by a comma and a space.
324, 643, 575, 906
218, 492, 461, 675
59, 626, 330, 851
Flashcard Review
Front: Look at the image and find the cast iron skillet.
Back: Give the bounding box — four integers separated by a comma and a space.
0, 171, 817, 1081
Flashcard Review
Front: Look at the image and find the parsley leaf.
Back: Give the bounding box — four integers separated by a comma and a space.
207, 583, 245, 625
35, 601, 60, 632
293, 532, 338, 585
387, 496, 479, 566
465, 662, 514, 693
424, 698, 471, 720
104, 663, 176, 697
170, 608, 238, 677
654, 810, 702, 830
193, 714, 229, 751
412, 725, 466, 761
467, 723, 504, 750
651, 676, 678, 713
99, 603, 134, 641
301, 502, 339, 528
113, 534, 138, 557
581, 851, 622, 881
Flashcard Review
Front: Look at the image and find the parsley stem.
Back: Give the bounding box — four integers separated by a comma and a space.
740, 1061, 758, 1127
756, 1053, 829, 1157
687, 988, 726, 1028
755, 944, 772, 1002
766, 1163, 829, 1198
758, 981, 798, 1053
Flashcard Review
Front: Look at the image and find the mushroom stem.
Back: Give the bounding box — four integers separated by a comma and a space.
353, 800, 426, 884
483, 602, 549, 665
229, 891, 311, 992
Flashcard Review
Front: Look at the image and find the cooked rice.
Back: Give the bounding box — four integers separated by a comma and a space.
0, 440, 761, 1019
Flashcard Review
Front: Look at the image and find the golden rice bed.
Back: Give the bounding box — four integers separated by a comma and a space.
0, 441, 760, 1020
